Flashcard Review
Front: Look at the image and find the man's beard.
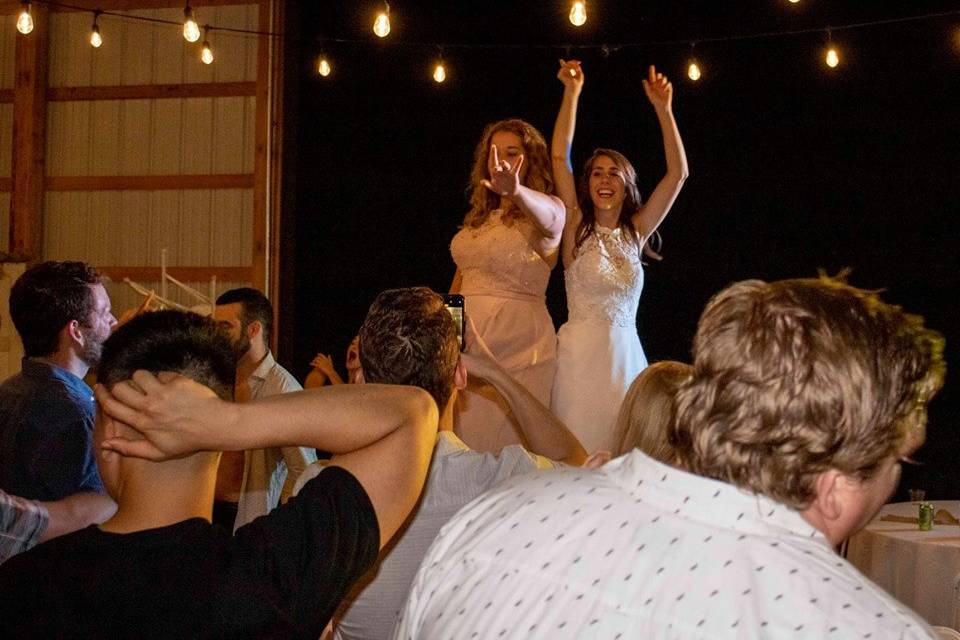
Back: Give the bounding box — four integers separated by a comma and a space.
233, 333, 251, 359
79, 327, 106, 367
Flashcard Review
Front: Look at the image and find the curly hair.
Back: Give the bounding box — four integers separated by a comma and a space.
358, 287, 460, 411
462, 118, 555, 229
575, 148, 661, 261
671, 276, 945, 510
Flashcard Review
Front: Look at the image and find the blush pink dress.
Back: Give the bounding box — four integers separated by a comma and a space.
451, 210, 557, 453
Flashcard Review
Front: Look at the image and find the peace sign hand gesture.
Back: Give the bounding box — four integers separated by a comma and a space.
481, 144, 524, 197
642, 64, 673, 113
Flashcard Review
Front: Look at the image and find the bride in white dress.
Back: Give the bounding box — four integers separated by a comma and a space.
550, 62, 689, 453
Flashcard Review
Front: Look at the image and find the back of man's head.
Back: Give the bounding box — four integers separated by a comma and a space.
215, 287, 273, 347
358, 287, 459, 409
99, 310, 236, 402
10, 261, 103, 357
672, 276, 945, 510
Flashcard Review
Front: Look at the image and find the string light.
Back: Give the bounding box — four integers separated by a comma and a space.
317, 54, 331, 77
825, 46, 839, 67
373, 2, 391, 38
16, 1, 33, 35
89, 11, 102, 48
788, 0, 800, 4
687, 61, 701, 81
201, 27, 214, 64
569, 1, 587, 27
183, 4, 200, 43
433, 60, 446, 83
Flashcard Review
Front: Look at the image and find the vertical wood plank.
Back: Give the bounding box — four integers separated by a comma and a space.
250, 0, 268, 295
10, 4, 48, 260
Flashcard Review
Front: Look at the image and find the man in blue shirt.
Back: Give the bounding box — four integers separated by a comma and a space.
0, 261, 116, 500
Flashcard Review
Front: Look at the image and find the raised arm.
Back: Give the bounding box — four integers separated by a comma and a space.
96, 375, 439, 548
482, 144, 566, 257
552, 59, 586, 269
633, 65, 689, 238
463, 320, 587, 465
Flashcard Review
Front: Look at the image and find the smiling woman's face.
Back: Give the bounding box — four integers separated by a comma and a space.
588, 155, 626, 214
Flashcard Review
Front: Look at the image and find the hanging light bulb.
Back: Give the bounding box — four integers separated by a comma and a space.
183, 4, 201, 43
687, 61, 701, 81
201, 29, 214, 64
89, 12, 102, 48
373, 2, 391, 38
788, 0, 800, 3
16, 1, 33, 35
433, 61, 446, 83
825, 46, 839, 68
569, 1, 587, 27
317, 55, 331, 77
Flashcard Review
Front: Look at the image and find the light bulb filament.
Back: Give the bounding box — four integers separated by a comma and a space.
569, 1, 587, 27
16, 2, 34, 35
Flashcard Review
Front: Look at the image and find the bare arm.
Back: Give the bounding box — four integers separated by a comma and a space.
464, 320, 587, 465
551, 59, 586, 269
40, 492, 117, 542
482, 145, 566, 257
449, 268, 463, 294
632, 65, 689, 238
96, 374, 439, 548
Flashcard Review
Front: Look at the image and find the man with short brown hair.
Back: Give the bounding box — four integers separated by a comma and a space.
395, 276, 945, 639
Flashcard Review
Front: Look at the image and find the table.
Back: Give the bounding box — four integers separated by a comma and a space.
847, 501, 960, 629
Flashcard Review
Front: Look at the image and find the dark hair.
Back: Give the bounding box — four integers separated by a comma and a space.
672, 276, 945, 510
358, 287, 459, 410
216, 287, 273, 347
99, 310, 236, 402
576, 148, 661, 261
9, 261, 104, 357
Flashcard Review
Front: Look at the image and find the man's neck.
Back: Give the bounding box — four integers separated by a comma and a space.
34, 351, 89, 380
236, 342, 268, 383
438, 397, 455, 433
100, 462, 218, 534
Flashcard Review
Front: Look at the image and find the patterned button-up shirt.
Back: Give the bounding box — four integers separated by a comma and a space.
394, 449, 933, 639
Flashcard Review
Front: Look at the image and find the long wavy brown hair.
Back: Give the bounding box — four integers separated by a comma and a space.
575, 148, 661, 261
462, 119, 555, 228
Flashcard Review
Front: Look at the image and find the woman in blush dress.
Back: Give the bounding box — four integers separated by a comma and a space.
549, 62, 689, 454
450, 119, 566, 453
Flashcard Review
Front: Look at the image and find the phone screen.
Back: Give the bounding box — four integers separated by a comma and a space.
442, 294, 465, 352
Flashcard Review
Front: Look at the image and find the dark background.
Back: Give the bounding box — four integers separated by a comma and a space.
278, 1, 960, 499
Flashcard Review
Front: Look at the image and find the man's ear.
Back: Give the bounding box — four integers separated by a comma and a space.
810, 469, 845, 522
63, 319, 83, 347
454, 357, 467, 391
246, 320, 262, 341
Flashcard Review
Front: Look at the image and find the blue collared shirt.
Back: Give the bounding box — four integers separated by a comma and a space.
0, 358, 104, 500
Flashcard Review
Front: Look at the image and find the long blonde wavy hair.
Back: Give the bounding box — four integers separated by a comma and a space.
462, 118, 555, 228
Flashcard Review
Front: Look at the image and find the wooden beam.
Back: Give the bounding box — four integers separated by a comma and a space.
9, 4, 48, 261
43, 174, 254, 191
48, 82, 256, 101
99, 265, 252, 282
250, 0, 269, 294
0, 1, 253, 13
267, 0, 284, 351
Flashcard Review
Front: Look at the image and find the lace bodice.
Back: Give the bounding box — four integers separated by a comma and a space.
451, 210, 551, 297
565, 226, 643, 326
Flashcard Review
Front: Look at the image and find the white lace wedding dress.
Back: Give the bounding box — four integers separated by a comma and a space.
551, 225, 648, 453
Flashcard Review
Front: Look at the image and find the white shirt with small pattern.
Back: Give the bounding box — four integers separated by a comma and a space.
393, 449, 934, 639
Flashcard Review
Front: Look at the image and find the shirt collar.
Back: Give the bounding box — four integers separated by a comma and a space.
21, 357, 94, 402
610, 449, 829, 547
435, 430, 471, 456
247, 351, 277, 384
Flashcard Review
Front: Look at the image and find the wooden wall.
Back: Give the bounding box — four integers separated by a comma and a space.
0, 0, 281, 320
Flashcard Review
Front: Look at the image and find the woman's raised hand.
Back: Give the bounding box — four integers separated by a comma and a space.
557, 59, 584, 94
481, 144, 523, 197
642, 65, 673, 112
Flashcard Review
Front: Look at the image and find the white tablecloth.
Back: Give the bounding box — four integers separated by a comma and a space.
847, 501, 960, 629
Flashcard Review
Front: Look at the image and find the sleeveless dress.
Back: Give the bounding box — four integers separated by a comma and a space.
551, 225, 648, 453
451, 210, 557, 454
